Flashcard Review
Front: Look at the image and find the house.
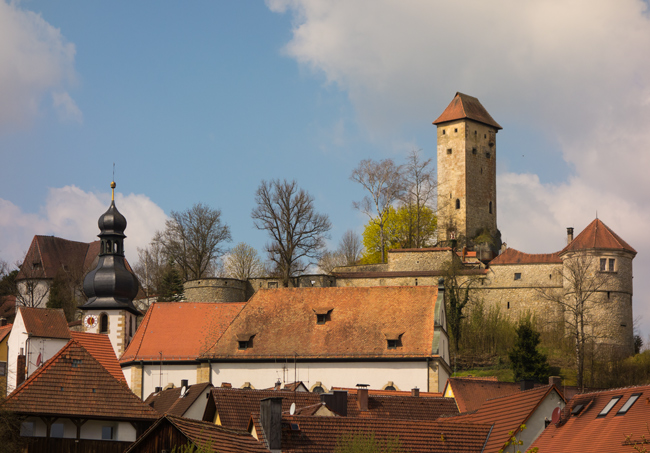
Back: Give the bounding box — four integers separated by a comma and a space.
2, 340, 158, 452
200, 283, 450, 392
247, 396, 491, 452
443, 376, 543, 413
0, 319, 12, 394
530, 384, 650, 452
144, 381, 213, 420
120, 301, 246, 398
6, 307, 71, 395
124, 414, 269, 453
445, 384, 566, 452
70, 330, 126, 383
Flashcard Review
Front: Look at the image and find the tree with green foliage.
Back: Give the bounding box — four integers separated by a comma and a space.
335, 431, 405, 453
509, 318, 550, 383
158, 266, 185, 302
171, 439, 214, 453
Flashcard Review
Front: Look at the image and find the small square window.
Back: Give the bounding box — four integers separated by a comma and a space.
51, 423, 64, 438
20, 422, 34, 437
72, 359, 82, 367
387, 339, 399, 349
447, 148, 452, 155
486, 152, 491, 159
514, 273, 521, 281
102, 426, 114, 440
317, 314, 327, 324
442, 129, 446, 135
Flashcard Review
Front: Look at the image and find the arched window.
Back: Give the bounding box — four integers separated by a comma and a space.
99, 314, 108, 333
455, 199, 460, 209
489, 201, 493, 214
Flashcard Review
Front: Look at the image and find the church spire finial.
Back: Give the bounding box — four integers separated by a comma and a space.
111, 181, 116, 201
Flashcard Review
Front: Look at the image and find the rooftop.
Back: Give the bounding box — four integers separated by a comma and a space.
489, 248, 562, 265
433, 92, 502, 129
144, 382, 213, 417
561, 218, 636, 255
19, 307, 71, 339
70, 331, 125, 382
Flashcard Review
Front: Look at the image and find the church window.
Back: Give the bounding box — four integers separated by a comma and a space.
455, 199, 460, 209
514, 273, 521, 280
99, 314, 108, 333
489, 202, 493, 214
447, 148, 452, 155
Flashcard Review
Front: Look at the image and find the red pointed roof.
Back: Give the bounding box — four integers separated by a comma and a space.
433, 92, 502, 129
3, 340, 158, 421
561, 219, 636, 255
120, 302, 246, 363
19, 307, 71, 339
490, 248, 562, 265
0, 323, 12, 342
70, 331, 125, 383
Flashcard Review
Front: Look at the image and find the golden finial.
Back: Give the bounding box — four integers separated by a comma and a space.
111, 181, 116, 201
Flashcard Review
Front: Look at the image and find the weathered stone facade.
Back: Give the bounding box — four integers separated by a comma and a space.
183, 278, 247, 302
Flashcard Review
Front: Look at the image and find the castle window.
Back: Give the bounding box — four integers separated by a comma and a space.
486, 152, 491, 159
484, 134, 487, 138
600, 258, 616, 272
507, 302, 510, 309
489, 201, 493, 214
99, 314, 108, 333
268, 281, 278, 288
472, 147, 477, 155
609, 258, 615, 272
455, 199, 460, 209
514, 273, 521, 281
454, 128, 458, 133
447, 148, 452, 155
442, 129, 446, 135
600, 258, 606, 271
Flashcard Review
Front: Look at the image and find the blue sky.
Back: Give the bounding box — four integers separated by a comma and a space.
2, 1, 650, 334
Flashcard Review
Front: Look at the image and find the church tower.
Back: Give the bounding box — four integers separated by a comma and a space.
433, 93, 501, 249
80, 182, 139, 357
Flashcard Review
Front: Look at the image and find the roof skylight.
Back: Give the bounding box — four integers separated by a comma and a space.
598, 395, 622, 417
617, 393, 641, 415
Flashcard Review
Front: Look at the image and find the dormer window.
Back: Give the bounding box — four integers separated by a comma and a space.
236, 333, 255, 350
384, 332, 403, 349
313, 307, 333, 325
32, 262, 42, 270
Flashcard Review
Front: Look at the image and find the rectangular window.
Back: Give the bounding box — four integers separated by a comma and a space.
609, 259, 615, 272
102, 426, 114, 440
514, 273, 521, 281
617, 393, 641, 415
387, 339, 399, 349
442, 129, 446, 135
51, 423, 64, 438
600, 258, 606, 271
267, 282, 278, 288
447, 148, 452, 155
598, 396, 622, 417
0, 361, 6, 376
472, 148, 477, 155
238, 340, 249, 350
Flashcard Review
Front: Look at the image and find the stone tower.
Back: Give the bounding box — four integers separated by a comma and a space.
433, 93, 502, 248
80, 182, 140, 357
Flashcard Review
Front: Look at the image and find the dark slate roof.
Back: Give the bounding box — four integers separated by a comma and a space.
561, 218, 636, 255
3, 340, 158, 421
19, 307, 71, 339
125, 414, 269, 453
433, 92, 502, 129
144, 382, 213, 416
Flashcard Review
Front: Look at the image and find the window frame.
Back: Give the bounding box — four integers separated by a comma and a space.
598, 395, 622, 417
616, 393, 641, 415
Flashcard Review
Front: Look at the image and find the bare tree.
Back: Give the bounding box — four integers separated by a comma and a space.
251, 179, 331, 287
134, 241, 168, 298
318, 250, 347, 274
338, 229, 363, 265
154, 203, 232, 281
538, 254, 612, 390
223, 243, 266, 280
14, 253, 50, 308
403, 149, 437, 248
350, 159, 405, 263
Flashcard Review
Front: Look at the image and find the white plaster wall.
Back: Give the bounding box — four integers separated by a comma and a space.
122, 366, 132, 387
82, 310, 123, 358
6, 313, 27, 395
25, 337, 68, 376
521, 390, 565, 450
17, 280, 50, 308
141, 363, 198, 398
210, 361, 430, 392
21, 417, 136, 442
183, 387, 213, 420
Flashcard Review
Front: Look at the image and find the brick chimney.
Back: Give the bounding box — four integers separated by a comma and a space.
549, 376, 562, 387
567, 227, 574, 244
357, 384, 369, 411
411, 387, 420, 397
16, 354, 26, 388
221, 382, 232, 388
260, 397, 282, 450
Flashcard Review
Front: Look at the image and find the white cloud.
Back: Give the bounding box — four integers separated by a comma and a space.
0, 0, 78, 130
52, 91, 82, 123
0, 186, 167, 267
269, 0, 650, 333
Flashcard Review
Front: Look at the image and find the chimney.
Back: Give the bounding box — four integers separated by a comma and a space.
549, 376, 562, 387
260, 397, 282, 450
221, 382, 232, 388
356, 384, 369, 411
567, 227, 574, 244
274, 380, 282, 391
0, 317, 6, 326
321, 390, 348, 416
155, 386, 162, 393
180, 379, 188, 388
16, 354, 26, 388
411, 387, 420, 397
520, 379, 535, 391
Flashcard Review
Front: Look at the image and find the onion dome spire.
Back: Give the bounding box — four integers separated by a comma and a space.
81, 181, 139, 314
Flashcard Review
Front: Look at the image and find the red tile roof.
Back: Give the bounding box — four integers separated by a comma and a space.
433, 92, 502, 129
447, 385, 564, 453
202, 286, 442, 360
120, 302, 245, 363
561, 218, 636, 255
206, 388, 458, 431
333, 387, 443, 398
144, 382, 213, 416
126, 414, 269, 453
70, 331, 125, 383
530, 385, 650, 452
19, 307, 71, 339
490, 248, 562, 265
3, 340, 158, 421
0, 323, 12, 342
444, 377, 542, 413
252, 414, 492, 453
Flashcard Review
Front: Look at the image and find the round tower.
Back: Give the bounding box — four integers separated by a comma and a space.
80, 181, 140, 357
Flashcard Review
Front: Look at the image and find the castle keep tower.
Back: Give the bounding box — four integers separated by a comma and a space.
433, 93, 502, 247
81, 182, 140, 357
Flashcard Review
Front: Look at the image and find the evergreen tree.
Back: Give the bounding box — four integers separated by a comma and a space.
158, 266, 184, 302
509, 318, 550, 383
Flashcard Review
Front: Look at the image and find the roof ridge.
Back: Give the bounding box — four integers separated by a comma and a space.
121, 302, 155, 362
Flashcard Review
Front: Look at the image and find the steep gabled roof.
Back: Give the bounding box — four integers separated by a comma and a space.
561, 219, 636, 255
0, 323, 12, 342
489, 248, 562, 265
17, 235, 99, 280
251, 413, 492, 453
447, 385, 564, 453
19, 307, 71, 339
531, 385, 650, 452
3, 340, 158, 421
444, 377, 543, 413
70, 331, 125, 382
201, 286, 442, 360
433, 92, 502, 129
125, 414, 269, 453
145, 382, 213, 416
120, 302, 245, 363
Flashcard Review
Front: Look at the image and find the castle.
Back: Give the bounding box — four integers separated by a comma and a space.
185, 93, 636, 354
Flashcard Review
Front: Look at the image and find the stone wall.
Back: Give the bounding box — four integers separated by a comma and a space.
388, 249, 454, 272
184, 278, 247, 302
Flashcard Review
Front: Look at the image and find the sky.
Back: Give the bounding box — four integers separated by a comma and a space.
1, 1, 650, 334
